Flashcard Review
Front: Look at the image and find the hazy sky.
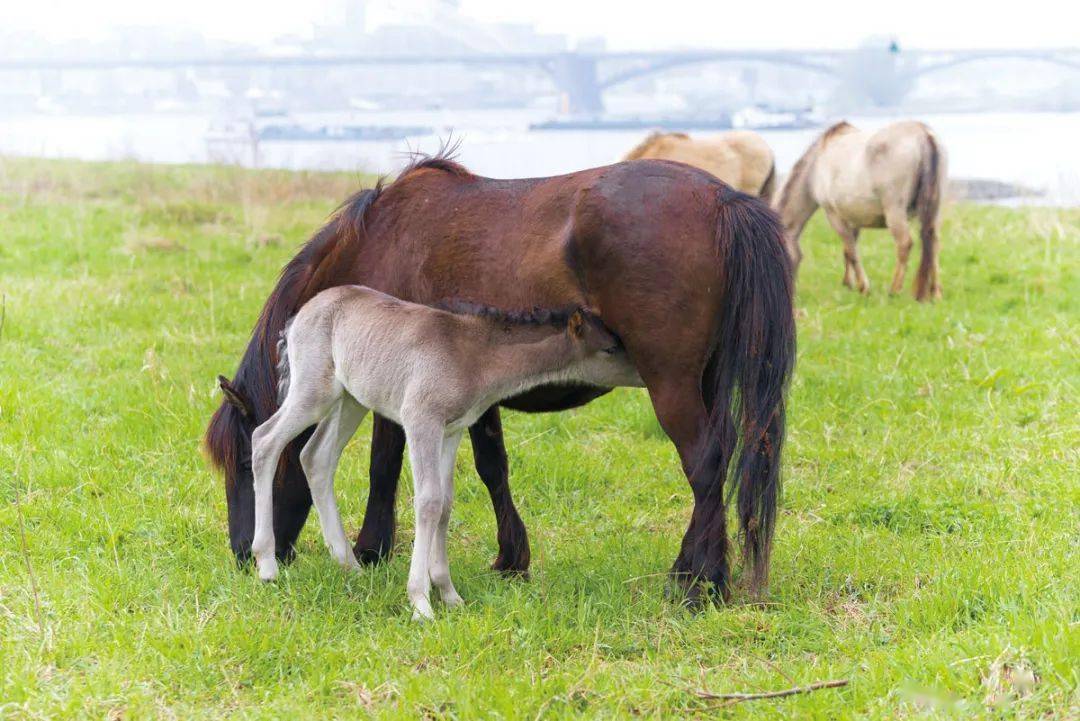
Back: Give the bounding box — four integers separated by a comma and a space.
6, 0, 1077, 50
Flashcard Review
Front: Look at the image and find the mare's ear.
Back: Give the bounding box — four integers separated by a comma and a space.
567, 310, 585, 338
218, 375, 253, 418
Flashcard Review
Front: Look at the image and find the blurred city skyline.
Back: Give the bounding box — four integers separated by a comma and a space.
6, 0, 1078, 51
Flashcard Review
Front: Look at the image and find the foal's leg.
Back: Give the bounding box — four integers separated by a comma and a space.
468, 407, 531, 575
825, 210, 869, 294
300, 395, 369, 571
354, 415, 405, 565
430, 430, 465, 607
251, 402, 331, 581
884, 205, 914, 295
403, 423, 446, 621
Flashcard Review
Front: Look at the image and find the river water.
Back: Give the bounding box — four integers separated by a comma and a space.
1, 108, 1078, 205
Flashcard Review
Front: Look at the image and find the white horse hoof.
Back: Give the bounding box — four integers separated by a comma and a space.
257, 558, 279, 582
410, 601, 435, 622
442, 591, 464, 608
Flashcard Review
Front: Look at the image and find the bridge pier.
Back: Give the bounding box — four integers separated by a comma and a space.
548, 54, 604, 115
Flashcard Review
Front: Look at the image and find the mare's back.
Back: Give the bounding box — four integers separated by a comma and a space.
347, 161, 722, 311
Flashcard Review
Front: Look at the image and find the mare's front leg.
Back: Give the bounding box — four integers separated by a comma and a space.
300, 396, 369, 571
469, 407, 531, 575
403, 423, 446, 621
430, 430, 465, 607
354, 415, 405, 564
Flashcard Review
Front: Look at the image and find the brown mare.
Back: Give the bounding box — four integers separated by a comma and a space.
206, 152, 796, 601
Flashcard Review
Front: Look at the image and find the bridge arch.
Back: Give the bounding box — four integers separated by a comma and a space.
598, 54, 840, 91
905, 52, 1080, 80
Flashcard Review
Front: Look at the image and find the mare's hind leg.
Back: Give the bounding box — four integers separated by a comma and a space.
469, 408, 530, 575
884, 205, 914, 295
300, 395, 369, 571
430, 430, 465, 607
644, 374, 727, 606
825, 209, 869, 294
354, 415, 405, 565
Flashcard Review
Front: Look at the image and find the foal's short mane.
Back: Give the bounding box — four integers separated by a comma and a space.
435, 299, 578, 328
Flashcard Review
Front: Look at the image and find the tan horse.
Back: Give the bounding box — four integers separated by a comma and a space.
775, 120, 946, 301
623, 130, 777, 199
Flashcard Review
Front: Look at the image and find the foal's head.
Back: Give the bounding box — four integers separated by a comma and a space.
566, 309, 621, 357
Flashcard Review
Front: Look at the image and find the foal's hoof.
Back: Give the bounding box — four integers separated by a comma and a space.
441, 591, 465, 609
410, 603, 435, 623
256, 558, 279, 582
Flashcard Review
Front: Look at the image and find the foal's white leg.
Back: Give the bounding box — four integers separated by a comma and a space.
299, 395, 368, 572
430, 430, 464, 608
403, 423, 445, 621
251, 404, 326, 581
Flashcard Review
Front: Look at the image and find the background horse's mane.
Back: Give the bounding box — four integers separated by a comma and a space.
777, 121, 853, 212
622, 131, 690, 160
435, 299, 580, 328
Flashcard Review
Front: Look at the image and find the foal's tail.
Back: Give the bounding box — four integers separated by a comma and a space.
275, 317, 295, 405
704, 187, 796, 595
914, 129, 945, 300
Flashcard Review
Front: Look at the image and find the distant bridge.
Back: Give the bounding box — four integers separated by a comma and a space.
4, 47, 1079, 114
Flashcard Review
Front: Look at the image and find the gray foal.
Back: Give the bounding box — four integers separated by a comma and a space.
249, 285, 623, 619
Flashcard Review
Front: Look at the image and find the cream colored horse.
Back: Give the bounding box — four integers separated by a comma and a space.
775, 120, 946, 301
623, 130, 777, 199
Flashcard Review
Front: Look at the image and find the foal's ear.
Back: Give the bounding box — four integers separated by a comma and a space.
567, 310, 585, 338
218, 375, 253, 418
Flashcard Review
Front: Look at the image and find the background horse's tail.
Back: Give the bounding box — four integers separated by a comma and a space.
914, 129, 945, 300
758, 158, 777, 202
704, 187, 796, 595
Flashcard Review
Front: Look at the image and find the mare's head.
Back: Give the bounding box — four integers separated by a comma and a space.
566, 310, 621, 357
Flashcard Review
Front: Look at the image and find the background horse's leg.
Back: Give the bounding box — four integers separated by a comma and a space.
826, 210, 868, 293
354, 415, 405, 564
884, 205, 915, 294
469, 407, 531, 575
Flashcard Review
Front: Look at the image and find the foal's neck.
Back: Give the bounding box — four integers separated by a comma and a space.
477, 323, 576, 399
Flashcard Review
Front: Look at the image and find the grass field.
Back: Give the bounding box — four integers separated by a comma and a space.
0, 156, 1077, 719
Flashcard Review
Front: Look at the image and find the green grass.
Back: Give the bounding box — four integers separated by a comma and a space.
1, 156, 1077, 719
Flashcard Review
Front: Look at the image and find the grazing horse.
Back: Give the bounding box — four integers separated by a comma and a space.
622, 130, 777, 199
775, 120, 946, 301
206, 152, 796, 602
251, 285, 622, 619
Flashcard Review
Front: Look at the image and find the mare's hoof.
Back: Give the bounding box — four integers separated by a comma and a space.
353, 542, 392, 566
666, 574, 730, 611
491, 552, 530, 579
